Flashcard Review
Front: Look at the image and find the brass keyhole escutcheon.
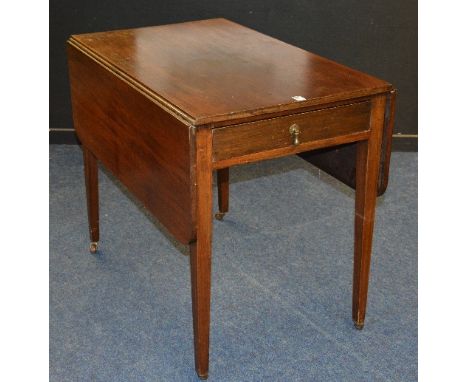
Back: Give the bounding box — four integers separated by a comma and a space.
289, 124, 300, 145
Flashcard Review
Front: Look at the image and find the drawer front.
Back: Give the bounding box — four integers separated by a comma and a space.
212, 101, 371, 163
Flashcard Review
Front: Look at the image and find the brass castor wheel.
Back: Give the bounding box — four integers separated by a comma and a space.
89, 242, 98, 254
214, 212, 225, 221
354, 322, 364, 330
197, 373, 208, 380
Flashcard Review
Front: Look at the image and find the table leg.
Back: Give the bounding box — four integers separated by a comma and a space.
83, 146, 99, 254
215, 168, 229, 220
352, 95, 386, 330
190, 128, 213, 379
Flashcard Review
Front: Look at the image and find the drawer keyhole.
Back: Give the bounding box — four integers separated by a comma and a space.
289, 124, 300, 145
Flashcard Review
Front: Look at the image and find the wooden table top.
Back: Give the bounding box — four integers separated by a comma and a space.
69, 18, 391, 126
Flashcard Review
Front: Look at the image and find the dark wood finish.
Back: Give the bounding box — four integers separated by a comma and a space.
190, 128, 213, 379
67, 42, 195, 245
213, 131, 370, 170
379, 90, 397, 194
353, 95, 387, 329
298, 89, 397, 196
215, 169, 229, 220
213, 102, 371, 167
68, 18, 391, 127
83, 146, 99, 250
67, 18, 395, 379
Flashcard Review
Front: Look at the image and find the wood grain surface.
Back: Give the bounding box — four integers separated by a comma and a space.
69, 18, 391, 127
212, 101, 371, 163
353, 95, 387, 329
190, 128, 214, 379
68, 44, 195, 244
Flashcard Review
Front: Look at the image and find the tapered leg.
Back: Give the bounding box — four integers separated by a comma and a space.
83, 146, 99, 253
215, 168, 229, 220
352, 95, 386, 330
190, 128, 213, 379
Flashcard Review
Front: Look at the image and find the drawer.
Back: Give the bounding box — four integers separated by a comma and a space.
212, 101, 371, 164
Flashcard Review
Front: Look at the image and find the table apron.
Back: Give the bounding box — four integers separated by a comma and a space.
212, 101, 371, 169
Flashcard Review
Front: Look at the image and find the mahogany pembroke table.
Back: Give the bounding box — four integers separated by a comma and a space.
67, 18, 396, 379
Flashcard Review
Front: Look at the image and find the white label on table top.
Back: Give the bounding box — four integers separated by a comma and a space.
292, 96, 306, 101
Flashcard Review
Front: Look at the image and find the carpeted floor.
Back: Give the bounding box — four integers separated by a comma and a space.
50, 145, 417, 382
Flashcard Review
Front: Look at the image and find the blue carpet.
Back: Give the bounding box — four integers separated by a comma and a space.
50, 145, 417, 381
